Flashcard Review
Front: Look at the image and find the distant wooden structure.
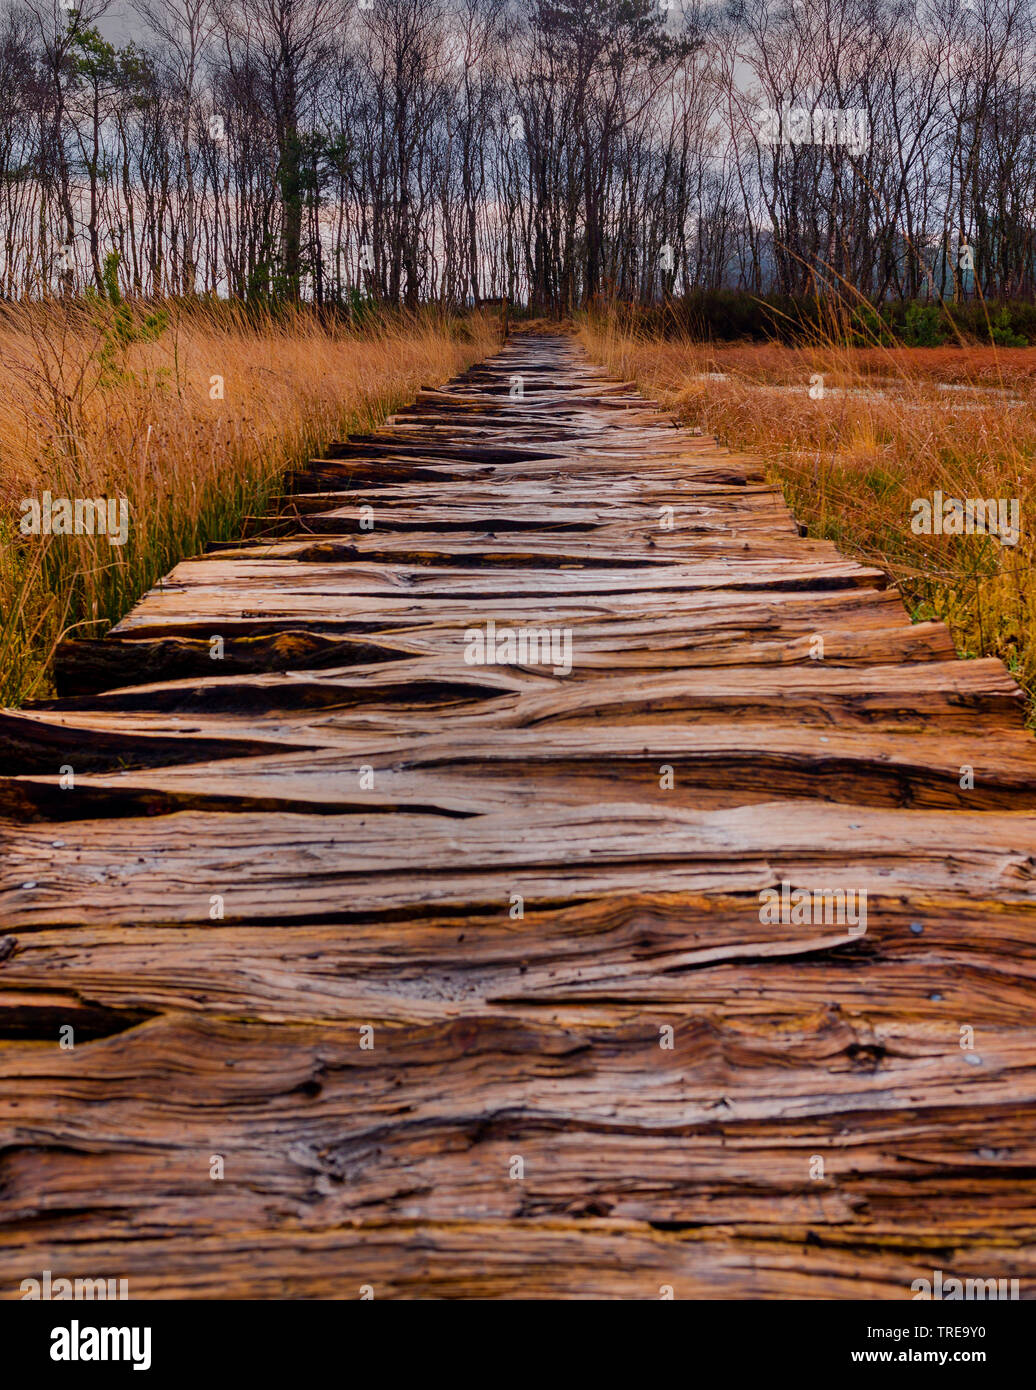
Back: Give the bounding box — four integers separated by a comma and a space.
476, 294, 509, 337
1, 335, 1036, 1297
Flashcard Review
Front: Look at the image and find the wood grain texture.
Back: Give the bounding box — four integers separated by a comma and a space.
1, 332, 1034, 1300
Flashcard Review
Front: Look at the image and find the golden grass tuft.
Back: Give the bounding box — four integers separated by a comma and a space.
0, 301, 500, 706
579, 312, 1036, 718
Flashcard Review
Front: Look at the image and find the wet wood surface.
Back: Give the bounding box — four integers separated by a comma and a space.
1, 332, 1035, 1299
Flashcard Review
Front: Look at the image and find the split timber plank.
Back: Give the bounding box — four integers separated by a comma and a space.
1, 331, 1035, 1301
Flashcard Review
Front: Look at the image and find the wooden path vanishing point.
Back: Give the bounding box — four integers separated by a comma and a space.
2, 331, 1036, 1300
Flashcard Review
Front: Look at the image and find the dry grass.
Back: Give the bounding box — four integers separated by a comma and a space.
0, 301, 499, 706
579, 313, 1036, 717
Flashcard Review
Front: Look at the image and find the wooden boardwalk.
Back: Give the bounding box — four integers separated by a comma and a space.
2, 332, 1036, 1299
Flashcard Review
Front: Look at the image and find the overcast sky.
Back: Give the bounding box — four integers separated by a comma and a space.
97, 2, 153, 44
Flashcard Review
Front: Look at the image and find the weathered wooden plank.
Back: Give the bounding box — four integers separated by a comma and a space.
7, 714, 1036, 819
51, 621, 956, 701
2, 800, 1035, 929
53, 593, 944, 695
0, 1008, 1034, 1298
2, 1223, 1034, 1300
109, 557, 890, 641
96, 581, 904, 643
3, 895, 1036, 1025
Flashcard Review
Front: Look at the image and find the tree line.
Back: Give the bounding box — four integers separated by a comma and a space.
1, 0, 1035, 311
